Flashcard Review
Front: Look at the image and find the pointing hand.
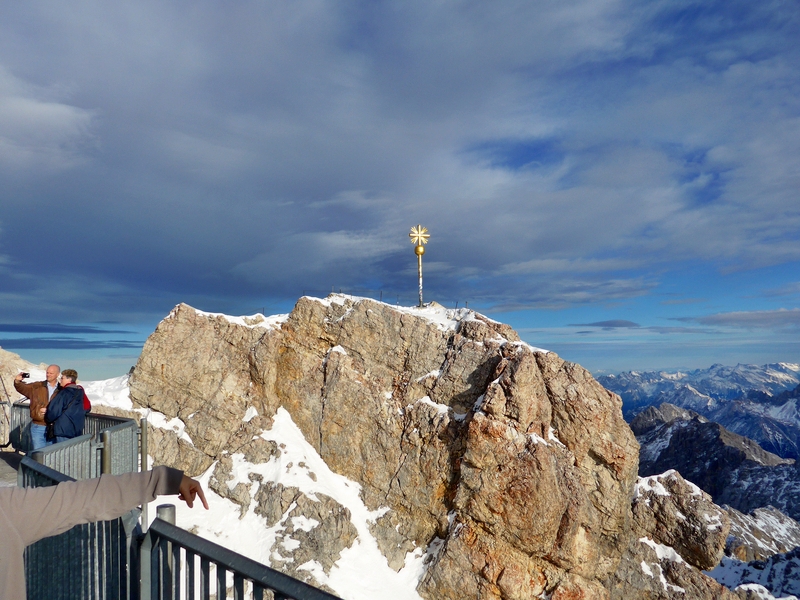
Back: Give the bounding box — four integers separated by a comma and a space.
178, 475, 209, 510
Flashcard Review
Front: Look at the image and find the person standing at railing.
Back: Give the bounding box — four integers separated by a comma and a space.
14, 365, 61, 450
0, 465, 208, 598
43, 369, 87, 444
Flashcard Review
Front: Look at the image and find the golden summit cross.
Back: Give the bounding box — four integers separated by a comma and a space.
409, 225, 429, 307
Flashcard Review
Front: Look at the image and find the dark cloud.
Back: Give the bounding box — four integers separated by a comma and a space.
0, 338, 144, 350
0, 324, 135, 334
569, 320, 641, 329
564, 322, 721, 335
466, 138, 565, 171
645, 326, 720, 335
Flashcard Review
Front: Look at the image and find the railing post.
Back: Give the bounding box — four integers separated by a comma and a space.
101, 430, 112, 474
157, 504, 176, 525
157, 505, 176, 600
140, 527, 152, 600
30, 449, 44, 465
141, 418, 149, 532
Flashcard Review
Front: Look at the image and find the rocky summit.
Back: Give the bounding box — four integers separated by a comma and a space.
125, 295, 746, 599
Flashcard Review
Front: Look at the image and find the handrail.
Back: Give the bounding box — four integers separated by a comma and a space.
30, 432, 98, 478
7, 400, 136, 454
144, 518, 342, 600
18, 455, 72, 486
85, 412, 134, 436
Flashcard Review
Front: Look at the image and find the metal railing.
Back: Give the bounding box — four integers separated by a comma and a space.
30, 433, 97, 478
143, 516, 341, 600
8, 400, 33, 451
20, 457, 140, 600
7, 401, 140, 478
10, 402, 342, 600
4, 399, 135, 451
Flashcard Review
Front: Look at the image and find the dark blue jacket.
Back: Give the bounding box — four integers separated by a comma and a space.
44, 385, 86, 440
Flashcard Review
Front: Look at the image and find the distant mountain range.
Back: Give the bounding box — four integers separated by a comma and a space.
599, 362, 800, 459
614, 364, 800, 598
631, 403, 800, 520
633, 403, 800, 599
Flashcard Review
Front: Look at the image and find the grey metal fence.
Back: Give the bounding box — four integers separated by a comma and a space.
19, 457, 140, 600
30, 433, 97, 478
7, 401, 141, 479
11, 404, 341, 600
15, 407, 143, 599
4, 400, 136, 452
143, 516, 342, 600
8, 400, 33, 451
101, 419, 140, 475
85, 412, 136, 436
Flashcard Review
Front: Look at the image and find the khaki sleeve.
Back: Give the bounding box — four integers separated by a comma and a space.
0, 466, 184, 546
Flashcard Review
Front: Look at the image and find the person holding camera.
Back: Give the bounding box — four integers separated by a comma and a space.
44, 369, 87, 444
14, 365, 61, 450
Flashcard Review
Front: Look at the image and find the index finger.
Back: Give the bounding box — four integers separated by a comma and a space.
195, 484, 209, 510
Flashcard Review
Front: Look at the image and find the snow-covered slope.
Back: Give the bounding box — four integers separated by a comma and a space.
708, 551, 800, 600
726, 506, 800, 562
88, 375, 430, 600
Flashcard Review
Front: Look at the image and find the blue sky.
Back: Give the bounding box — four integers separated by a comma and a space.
0, 1, 798, 379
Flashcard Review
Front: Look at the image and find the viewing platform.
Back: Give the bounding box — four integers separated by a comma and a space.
0, 405, 341, 600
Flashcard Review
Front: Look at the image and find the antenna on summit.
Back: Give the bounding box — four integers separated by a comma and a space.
409, 225, 429, 307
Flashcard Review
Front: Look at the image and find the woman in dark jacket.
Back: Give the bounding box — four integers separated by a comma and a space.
44, 369, 87, 443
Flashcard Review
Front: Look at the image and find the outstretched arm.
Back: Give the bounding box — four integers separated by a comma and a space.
0, 466, 208, 547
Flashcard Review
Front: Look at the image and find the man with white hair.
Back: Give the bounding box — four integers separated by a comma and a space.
14, 365, 60, 450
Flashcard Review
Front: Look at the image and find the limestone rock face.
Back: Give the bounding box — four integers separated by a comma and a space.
606, 471, 737, 600
632, 471, 730, 571
129, 296, 642, 598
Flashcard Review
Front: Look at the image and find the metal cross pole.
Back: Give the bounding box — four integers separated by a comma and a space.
416, 245, 424, 306
409, 225, 430, 307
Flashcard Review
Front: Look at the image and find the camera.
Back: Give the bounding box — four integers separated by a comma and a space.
20, 372, 30, 379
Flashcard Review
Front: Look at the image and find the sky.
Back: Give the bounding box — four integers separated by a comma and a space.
0, 1, 799, 380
